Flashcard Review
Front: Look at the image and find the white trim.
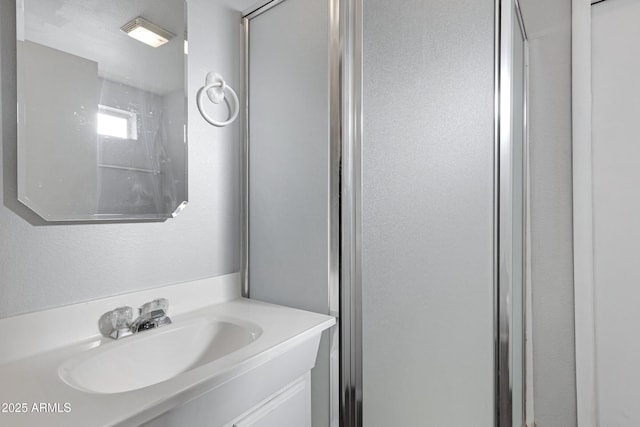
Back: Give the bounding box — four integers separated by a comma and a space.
572, 1, 598, 426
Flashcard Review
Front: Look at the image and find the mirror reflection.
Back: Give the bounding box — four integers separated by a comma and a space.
16, 0, 187, 221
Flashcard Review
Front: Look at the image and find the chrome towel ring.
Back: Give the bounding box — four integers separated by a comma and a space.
196, 72, 239, 127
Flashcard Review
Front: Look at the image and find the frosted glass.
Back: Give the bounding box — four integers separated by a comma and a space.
362, 0, 496, 425
248, 0, 329, 331
247, 0, 330, 425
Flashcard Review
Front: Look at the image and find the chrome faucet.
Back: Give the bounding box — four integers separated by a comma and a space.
99, 298, 172, 339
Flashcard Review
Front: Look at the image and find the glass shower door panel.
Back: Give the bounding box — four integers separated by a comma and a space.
361, 0, 496, 425
247, 1, 332, 425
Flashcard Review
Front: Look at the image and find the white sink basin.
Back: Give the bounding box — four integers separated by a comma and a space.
58, 317, 262, 394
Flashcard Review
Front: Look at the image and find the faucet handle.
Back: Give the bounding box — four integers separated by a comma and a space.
99, 306, 133, 339
139, 298, 169, 316
130, 298, 172, 333
110, 306, 134, 329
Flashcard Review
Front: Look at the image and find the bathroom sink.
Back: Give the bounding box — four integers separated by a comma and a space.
0, 295, 335, 426
58, 317, 262, 394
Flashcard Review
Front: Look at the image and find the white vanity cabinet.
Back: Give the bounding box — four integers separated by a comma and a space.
142, 370, 312, 427
226, 373, 310, 427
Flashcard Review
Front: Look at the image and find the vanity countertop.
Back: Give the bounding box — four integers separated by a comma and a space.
0, 295, 335, 427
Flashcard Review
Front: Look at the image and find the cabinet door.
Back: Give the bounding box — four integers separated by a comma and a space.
233, 379, 309, 427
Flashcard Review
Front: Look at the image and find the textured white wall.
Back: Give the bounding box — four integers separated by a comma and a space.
520, 0, 577, 425
362, 0, 496, 425
591, 1, 640, 424
0, 0, 246, 318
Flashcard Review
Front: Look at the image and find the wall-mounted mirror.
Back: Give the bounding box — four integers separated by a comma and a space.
16, 0, 187, 221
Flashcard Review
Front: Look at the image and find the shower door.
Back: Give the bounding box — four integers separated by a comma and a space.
244, 0, 530, 425
359, 0, 530, 425
360, 0, 497, 425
